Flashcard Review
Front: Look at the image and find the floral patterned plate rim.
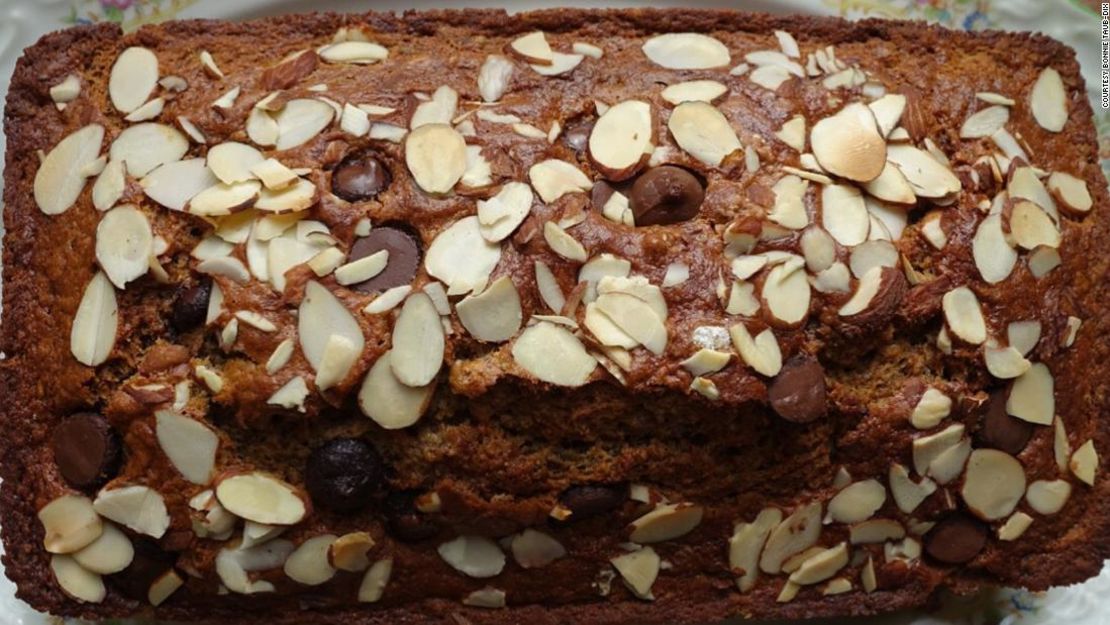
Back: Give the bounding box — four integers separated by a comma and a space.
0, 1, 1106, 624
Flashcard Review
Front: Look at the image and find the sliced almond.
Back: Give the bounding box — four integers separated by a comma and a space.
912, 424, 965, 476
330, 532, 376, 572
760, 503, 822, 574
207, 142, 265, 185
960, 105, 1009, 138
1028, 246, 1061, 278
544, 221, 589, 263
629, 503, 703, 543
155, 409, 218, 484
827, 480, 885, 524
862, 161, 916, 204
885, 144, 961, 198
267, 376, 309, 412
763, 261, 810, 326
247, 108, 279, 147
1029, 67, 1068, 132
90, 157, 126, 212
510, 529, 566, 569
273, 99, 334, 151
972, 214, 1017, 284
478, 55, 514, 103
867, 94, 906, 137
358, 558, 393, 603
71, 271, 118, 367
641, 33, 730, 70
509, 31, 554, 65
534, 261, 565, 312
72, 523, 133, 575
810, 103, 885, 182
1006, 362, 1055, 425
730, 323, 782, 377
512, 321, 597, 386
109, 47, 159, 114
1046, 171, 1092, 214
319, 40, 387, 64
889, 464, 937, 513
1025, 479, 1071, 515
298, 281, 365, 383
478, 182, 534, 242
110, 123, 189, 177
910, 388, 952, 429
141, 158, 217, 211
848, 240, 898, 279
942, 286, 987, 345
837, 265, 890, 316
530, 52, 584, 76
589, 100, 653, 180
998, 512, 1034, 541
768, 175, 808, 229
216, 472, 306, 525
50, 74, 82, 104
391, 292, 445, 386
123, 97, 164, 122
1070, 440, 1098, 486
251, 158, 298, 190
335, 250, 387, 286
284, 535, 338, 586
93, 485, 170, 538
457, 277, 523, 343
148, 569, 185, 606
961, 449, 1027, 521
1009, 200, 1060, 250
729, 508, 782, 592
96, 205, 154, 288
34, 124, 105, 215
528, 159, 593, 203
667, 101, 742, 167
661, 80, 728, 106
437, 535, 506, 578
39, 495, 103, 554
358, 350, 435, 429
403, 123, 467, 194
849, 519, 905, 544
821, 184, 869, 246
189, 180, 261, 216
610, 546, 660, 599
789, 543, 848, 586
51, 555, 106, 603
425, 216, 501, 294
984, 341, 1031, 379
1008, 320, 1042, 356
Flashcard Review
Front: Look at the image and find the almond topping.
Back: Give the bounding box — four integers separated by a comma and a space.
319, 41, 388, 64
610, 546, 660, 600
661, 80, 728, 105
71, 272, 118, 367
1006, 362, 1055, 425
589, 100, 653, 180
667, 101, 742, 167
1046, 171, 1092, 214
284, 535, 338, 585
93, 485, 170, 538
1025, 480, 1071, 515
509, 31, 554, 65
216, 473, 306, 525
110, 123, 189, 177
457, 277, 523, 343
1030, 67, 1068, 132
961, 449, 1027, 520
942, 286, 987, 345
810, 103, 886, 182
885, 144, 961, 198
298, 281, 365, 386
1070, 440, 1098, 485
760, 503, 822, 574
729, 323, 782, 377
512, 321, 597, 387
629, 503, 704, 543
72, 523, 134, 575
528, 159, 593, 203
959, 106, 1009, 138
972, 214, 1017, 284
827, 480, 885, 524
155, 409, 218, 485
39, 495, 103, 554
34, 124, 105, 215
729, 508, 782, 592
51, 555, 106, 603
510, 529, 566, 569
641, 33, 730, 70
109, 47, 159, 114
437, 535, 505, 578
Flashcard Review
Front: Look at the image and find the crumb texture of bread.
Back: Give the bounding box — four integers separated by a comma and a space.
2, 8, 1109, 624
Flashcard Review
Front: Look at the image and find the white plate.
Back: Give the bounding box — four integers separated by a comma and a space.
0, 1, 1106, 624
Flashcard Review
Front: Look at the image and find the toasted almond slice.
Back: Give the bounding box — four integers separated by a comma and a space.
528, 159, 593, 203
629, 503, 703, 543
189, 180, 261, 216
51, 555, 106, 603
1006, 362, 1054, 425
247, 108, 279, 147
1046, 171, 1091, 214
390, 293, 445, 387
1025, 479, 1071, 515
437, 535, 506, 578
512, 321, 597, 386
827, 481, 885, 524
534, 261, 565, 312
960, 105, 1009, 138
867, 94, 906, 138
661, 80, 728, 105
255, 177, 316, 213
810, 103, 885, 182
478, 182, 534, 242
72, 522, 133, 576
411, 85, 458, 129
789, 543, 849, 586
760, 503, 822, 574
403, 123, 467, 194
1009, 200, 1060, 250
800, 227, 835, 273
91, 158, 126, 212
39, 495, 103, 554
837, 266, 885, 317
768, 175, 808, 229
862, 161, 916, 204
848, 240, 898, 279
998, 511, 1034, 541
775, 115, 806, 152
140, 158, 217, 211
330, 532, 376, 572
641, 33, 730, 70
942, 286, 987, 345
1030, 67, 1067, 132
510, 529, 566, 569
250, 158, 299, 190
750, 64, 792, 91
972, 214, 1017, 284
610, 546, 660, 599
284, 535, 338, 586
729, 508, 782, 592
110, 123, 188, 179
1070, 440, 1098, 485
763, 261, 810, 326
589, 100, 653, 180
155, 409, 218, 484
457, 277, 523, 343
93, 485, 170, 538
821, 184, 869, 246
849, 519, 905, 544
356, 558, 393, 603
595, 292, 667, 355
910, 388, 952, 429
208, 142, 265, 184
424, 215, 501, 295
730, 323, 782, 377
543, 221, 588, 262
109, 47, 159, 114
319, 40, 388, 64
667, 101, 742, 167
478, 55, 514, 102
34, 124, 105, 215
680, 349, 731, 376
273, 99, 334, 151
359, 351, 434, 429
297, 280, 364, 377
984, 340, 1031, 379
530, 52, 584, 76
95, 205, 153, 289
961, 449, 1026, 520
215, 472, 306, 525
71, 272, 118, 367
50, 74, 82, 104
123, 97, 165, 123
889, 464, 937, 513
886, 144, 961, 198
510, 31, 554, 65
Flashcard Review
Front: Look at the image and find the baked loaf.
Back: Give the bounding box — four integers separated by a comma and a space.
2, 7, 1108, 623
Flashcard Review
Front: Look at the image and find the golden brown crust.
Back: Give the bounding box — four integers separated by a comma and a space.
3, 8, 1109, 623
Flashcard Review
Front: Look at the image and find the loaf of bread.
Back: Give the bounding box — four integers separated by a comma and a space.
2, 7, 1107, 623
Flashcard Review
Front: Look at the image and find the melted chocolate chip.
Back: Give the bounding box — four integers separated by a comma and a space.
347, 227, 421, 293
924, 514, 988, 564
384, 491, 440, 542
558, 484, 625, 522
768, 358, 827, 424
305, 438, 384, 513
108, 538, 177, 601
976, 389, 1033, 455
628, 166, 704, 226
51, 413, 121, 489
170, 279, 212, 333
332, 153, 391, 202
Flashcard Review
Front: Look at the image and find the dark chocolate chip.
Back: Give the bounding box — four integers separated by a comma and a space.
347, 227, 421, 293
332, 153, 391, 202
383, 491, 440, 542
170, 279, 212, 333
768, 358, 827, 424
304, 438, 384, 513
557, 484, 626, 522
628, 166, 704, 226
924, 514, 988, 564
108, 538, 177, 601
591, 180, 618, 210
976, 389, 1033, 455
51, 413, 121, 489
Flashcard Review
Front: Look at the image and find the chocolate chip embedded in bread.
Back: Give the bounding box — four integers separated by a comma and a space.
924, 514, 988, 564
557, 484, 626, 522
347, 227, 421, 293
304, 438, 384, 513
384, 491, 441, 542
332, 153, 391, 202
768, 357, 827, 423
108, 538, 177, 601
976, 389, 1033, 455
51, 413, 121, 489
629, 166, 705, 226
170, 279, 212, 333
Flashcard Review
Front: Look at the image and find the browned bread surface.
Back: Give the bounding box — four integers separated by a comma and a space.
2, 8, 1109, 624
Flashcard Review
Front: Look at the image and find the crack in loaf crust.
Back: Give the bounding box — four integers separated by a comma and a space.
2, 7, 1109, 623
